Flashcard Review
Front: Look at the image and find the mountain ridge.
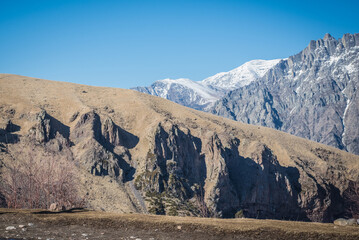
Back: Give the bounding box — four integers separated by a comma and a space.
201, 59, 282, 91
132, 59, 281, 110
211, 32, 359, 155
1, 74, 359, 222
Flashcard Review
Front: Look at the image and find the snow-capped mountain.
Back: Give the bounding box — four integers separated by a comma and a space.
132, 59, 281, 110
211, 33, 359, 155
201, 59, 282, 91
133, 78, 220, 110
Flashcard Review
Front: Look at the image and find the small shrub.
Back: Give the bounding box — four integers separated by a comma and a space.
145, 191, 165, 215
235, 209, 245, 218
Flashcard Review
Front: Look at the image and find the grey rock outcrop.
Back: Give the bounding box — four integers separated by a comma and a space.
70, 111, 135, 181
28, 110, 51, 143
211, 33, 359, 155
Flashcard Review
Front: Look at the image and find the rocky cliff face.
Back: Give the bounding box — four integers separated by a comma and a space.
1, 74, 359, 222
133, 121, 355, 221
211, 33, 359, 155
70, 111, 136, 181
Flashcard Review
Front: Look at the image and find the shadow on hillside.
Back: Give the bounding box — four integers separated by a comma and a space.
224, 140, 308, 220
0, 212, 11, 215
0, 121, 20, 144
117, 127, 139, 150
33, 208, 91, 215
153, 124, 206, 197
47, 113, 71, 139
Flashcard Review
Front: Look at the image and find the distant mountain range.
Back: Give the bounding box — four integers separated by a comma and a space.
132, 59, 281, 110
133, 33, 359, 155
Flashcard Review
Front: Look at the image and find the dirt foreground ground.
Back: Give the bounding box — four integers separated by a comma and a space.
0, 208, 359, 240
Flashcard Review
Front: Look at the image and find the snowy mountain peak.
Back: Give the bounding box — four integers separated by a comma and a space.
201, 59, 282, 91
132, 77, 220, 110
157, 78, 191, 84
154, 78, 219, 102
132, 59, 282, 110
156, 78, 202, 90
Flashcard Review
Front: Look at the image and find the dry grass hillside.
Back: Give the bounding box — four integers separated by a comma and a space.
1, 73, 359, 222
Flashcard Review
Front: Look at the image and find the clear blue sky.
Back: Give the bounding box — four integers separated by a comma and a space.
1, 0, 358, 89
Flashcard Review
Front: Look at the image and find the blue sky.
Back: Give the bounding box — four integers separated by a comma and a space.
0, 0, 358, 89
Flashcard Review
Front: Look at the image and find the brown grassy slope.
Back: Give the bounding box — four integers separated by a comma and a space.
1, 73, 357, 168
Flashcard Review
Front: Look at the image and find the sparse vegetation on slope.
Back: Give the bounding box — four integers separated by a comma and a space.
0, 142, 85, 209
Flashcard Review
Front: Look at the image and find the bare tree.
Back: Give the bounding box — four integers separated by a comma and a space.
0, 162, 21, 208
0, 145, 85, 209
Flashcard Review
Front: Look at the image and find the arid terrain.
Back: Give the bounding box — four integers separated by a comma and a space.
1, 208, 359, 240
2, 1, 359, 239
1, 74, 359, 222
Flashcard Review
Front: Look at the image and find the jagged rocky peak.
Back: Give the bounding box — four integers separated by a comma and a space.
210, 32, 359, 155
308, 33, 358, 55
341, 33, 359, 49
323, 33, 333, 40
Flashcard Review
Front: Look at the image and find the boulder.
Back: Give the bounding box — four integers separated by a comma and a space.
49, 202, 58, 211
49, 203, 66, 212
347, 218, 358, 226
334, 218, 349, 226
333, 218, 358, 226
